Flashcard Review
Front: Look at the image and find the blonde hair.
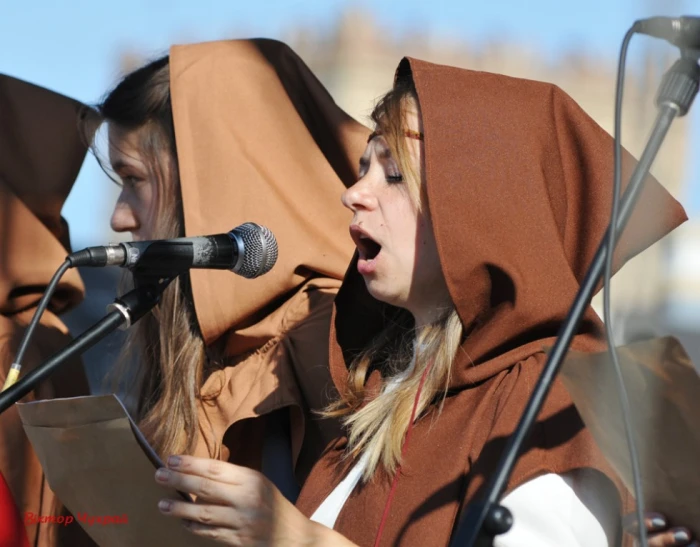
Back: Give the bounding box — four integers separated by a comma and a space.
84, 57, 221, 459
326, 78, 465, 481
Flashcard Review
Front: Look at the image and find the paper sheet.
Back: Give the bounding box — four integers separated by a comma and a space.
560, 336, 700, 533
17, 394, 217, 546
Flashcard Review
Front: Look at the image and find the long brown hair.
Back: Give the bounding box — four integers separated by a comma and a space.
84, 57, 219, 459
325, 77, 465, 480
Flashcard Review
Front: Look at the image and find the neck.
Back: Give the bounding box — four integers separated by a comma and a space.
411, 304, 451, 328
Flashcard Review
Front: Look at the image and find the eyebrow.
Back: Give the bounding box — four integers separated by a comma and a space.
370, 137, 395, 161
357, 139, 396, 167
110, 158, 148, 174
110, 159, 129, 172
376, 146, 393, 161
367, 129, 424, 142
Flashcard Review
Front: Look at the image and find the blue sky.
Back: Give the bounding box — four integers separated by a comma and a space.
1, 0, 696, 248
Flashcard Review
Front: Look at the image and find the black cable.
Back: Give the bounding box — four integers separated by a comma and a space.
2, 258, 72, 391
604, 25, 648, 547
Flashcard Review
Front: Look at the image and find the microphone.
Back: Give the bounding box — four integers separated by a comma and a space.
69, 222, 278, 279
634, 16, 700, 50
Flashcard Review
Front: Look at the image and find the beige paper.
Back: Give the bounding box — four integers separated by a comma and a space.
16, 394, 217, 547
560, 336, 700, 533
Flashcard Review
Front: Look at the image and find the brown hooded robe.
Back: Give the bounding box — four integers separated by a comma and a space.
295, 58, 688, 546
0, 74, 91, 546
169, 39, 369, 482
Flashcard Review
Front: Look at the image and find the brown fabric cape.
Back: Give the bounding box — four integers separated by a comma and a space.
0, 74, 91, 546
169, 40, 369, 481
295, 58, 688, 546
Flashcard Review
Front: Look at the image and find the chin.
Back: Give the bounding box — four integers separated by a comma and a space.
363, 278, 403, 308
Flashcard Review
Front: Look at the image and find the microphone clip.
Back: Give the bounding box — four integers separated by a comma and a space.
108, 275, 176, 330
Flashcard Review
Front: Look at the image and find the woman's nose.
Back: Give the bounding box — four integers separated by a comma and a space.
341, 180, 377, 212
110, 193, 139, 233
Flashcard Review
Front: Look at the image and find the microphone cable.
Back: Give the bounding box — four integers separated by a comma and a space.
1, 258, 73, 392
603, 24, 653, 547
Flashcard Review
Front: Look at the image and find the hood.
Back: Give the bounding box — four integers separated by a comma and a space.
0, 74, 87, 315
169, 39, 369, 346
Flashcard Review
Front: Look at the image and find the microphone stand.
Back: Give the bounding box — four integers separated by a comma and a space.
0, 275, 175, 416
450, 50, 700, 546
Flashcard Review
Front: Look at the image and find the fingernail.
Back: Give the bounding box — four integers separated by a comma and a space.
155, 468, 170, 482
168, 456, 181, 468
650, 516, 667, 530
674, 529, 691, 543
158, 499, 172, 513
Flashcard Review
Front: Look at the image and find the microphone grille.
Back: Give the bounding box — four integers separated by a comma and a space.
230, 223, 278, 279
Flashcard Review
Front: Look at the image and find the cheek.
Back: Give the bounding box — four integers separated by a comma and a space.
136, 184, 158, 226
392, 212, 420, 262
414, 217, 442, 276
143, 183, 157, 210
381, 190, 422, 266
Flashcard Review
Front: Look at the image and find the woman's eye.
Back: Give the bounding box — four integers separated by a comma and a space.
383, 160, 403, 183
121, 175, 142, 187
357, 157, 370, 180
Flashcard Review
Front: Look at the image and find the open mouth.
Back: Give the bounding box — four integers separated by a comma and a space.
357, 236, 381, 261
350, 225, 382, 261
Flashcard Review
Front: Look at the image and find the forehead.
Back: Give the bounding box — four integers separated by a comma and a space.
363, 106, 423, 160
107, 124, 146, 167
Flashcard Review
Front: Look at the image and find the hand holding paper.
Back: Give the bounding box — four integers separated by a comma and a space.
154, 455, 358, 546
